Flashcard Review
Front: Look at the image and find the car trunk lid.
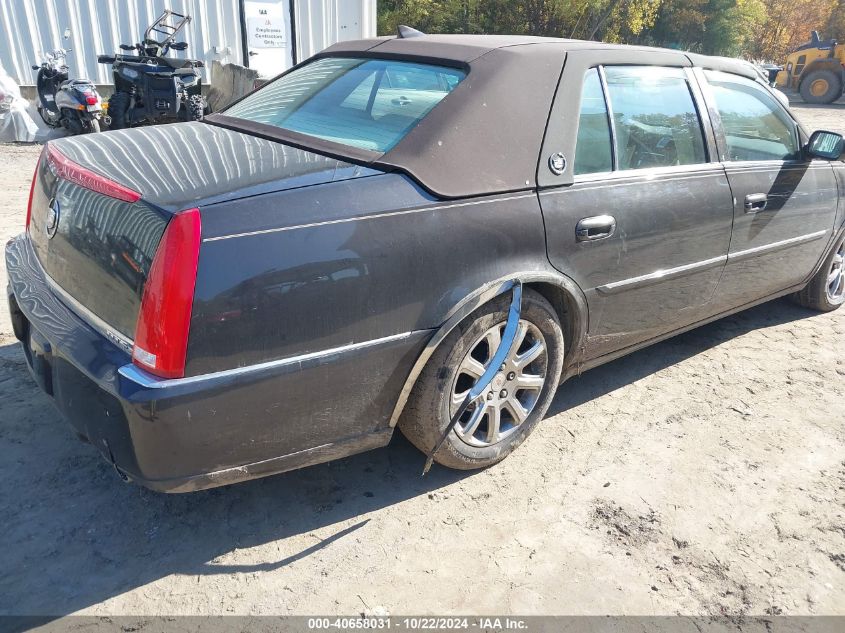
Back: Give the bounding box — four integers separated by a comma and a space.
51, 121, 381, 211
27, 123, 377, 345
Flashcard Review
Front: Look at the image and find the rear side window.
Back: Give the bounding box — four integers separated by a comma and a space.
704, 70, 799, 162
573, 69, 613, 175
604, 66, 707, 170
224, 57, 466, 153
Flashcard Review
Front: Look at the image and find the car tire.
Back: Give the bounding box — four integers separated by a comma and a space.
187, 95, 205, 122
399, 288, 564, 470
60, 111, 83, 135
793, 236, 845, 312
108, 91, 129, 129
799, 70, 842, 104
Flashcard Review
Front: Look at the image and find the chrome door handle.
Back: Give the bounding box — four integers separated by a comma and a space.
576, 215, 616, 242
744, 193, 768, 213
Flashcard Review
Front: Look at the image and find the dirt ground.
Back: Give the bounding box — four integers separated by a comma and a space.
1, 102, 843, 618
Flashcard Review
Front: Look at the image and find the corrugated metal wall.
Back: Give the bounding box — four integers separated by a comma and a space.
0, 0, 377, 86
0, 0, 244, 85
294, 0, 376, 62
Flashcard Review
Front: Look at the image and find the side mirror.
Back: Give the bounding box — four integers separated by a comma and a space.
170, 42, 188, 51
806, 130, 844, 160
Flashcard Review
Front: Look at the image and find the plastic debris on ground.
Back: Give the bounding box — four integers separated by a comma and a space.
0, 65, 38, 143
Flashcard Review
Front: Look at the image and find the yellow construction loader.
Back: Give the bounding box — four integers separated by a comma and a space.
776, 31, 845, 104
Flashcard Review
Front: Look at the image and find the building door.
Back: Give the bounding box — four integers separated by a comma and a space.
243, 0, 294, 78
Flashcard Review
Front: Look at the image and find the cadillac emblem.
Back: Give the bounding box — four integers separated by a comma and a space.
45, 199, 60, 239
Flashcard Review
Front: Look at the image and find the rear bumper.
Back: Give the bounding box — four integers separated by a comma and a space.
6, 234, 423, 492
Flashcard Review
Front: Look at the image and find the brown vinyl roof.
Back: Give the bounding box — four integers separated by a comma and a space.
214, 34, 761, 200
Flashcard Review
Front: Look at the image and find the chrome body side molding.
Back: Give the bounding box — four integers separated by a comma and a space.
596, 255, 727, 295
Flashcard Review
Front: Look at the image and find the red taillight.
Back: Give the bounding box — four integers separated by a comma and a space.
25, 151, 43, 230
132, 208, 201, 379
85, 95, 98, 105
45, 143, 141, 203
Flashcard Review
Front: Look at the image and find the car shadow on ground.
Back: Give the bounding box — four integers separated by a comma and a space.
547, 297, 818, 416
0, 297, 821, 616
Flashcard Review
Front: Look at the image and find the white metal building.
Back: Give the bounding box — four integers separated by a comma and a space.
0, 0, 377, 85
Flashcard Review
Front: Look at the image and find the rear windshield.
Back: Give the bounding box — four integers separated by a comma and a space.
223, 57, 467, 153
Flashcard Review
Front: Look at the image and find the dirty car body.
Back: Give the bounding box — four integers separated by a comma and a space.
6, 34, 845, 492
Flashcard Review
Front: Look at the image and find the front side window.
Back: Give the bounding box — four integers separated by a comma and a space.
604, 66, 707, 170
704, 70, 799, 162
224, 57, 467, 153
573, 69, 613, 175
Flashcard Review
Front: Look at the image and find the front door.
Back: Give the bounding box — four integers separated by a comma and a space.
244, 0, 293, 79
697, 69, 839, 309
539, 54, 735, 359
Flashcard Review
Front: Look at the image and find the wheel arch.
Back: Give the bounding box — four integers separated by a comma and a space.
388, 271, 589, 428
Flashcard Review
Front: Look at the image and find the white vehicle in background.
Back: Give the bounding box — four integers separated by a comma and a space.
0, 64, 37, 142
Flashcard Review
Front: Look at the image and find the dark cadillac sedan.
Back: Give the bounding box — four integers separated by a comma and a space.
6, 33, 845, 492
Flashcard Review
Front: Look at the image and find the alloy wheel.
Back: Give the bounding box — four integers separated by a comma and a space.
449, 320, 548, 447
827, 241, 845, 302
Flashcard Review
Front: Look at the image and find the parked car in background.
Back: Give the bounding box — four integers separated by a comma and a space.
757, 62, 782, 86
6, 33, 845, 492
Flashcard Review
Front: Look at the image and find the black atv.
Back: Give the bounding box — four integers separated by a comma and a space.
97, 10, 207, 129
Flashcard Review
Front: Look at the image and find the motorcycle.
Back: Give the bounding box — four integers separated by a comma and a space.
33, 48, 104, 134
97, 9, 207, 129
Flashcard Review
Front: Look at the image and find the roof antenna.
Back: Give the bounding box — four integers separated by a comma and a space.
397, 25, 425, 39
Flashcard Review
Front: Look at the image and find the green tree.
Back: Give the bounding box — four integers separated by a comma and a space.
375, 0, 781, 58
826, 0, 845, 40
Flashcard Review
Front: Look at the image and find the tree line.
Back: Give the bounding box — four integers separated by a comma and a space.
378, 0, 844, 61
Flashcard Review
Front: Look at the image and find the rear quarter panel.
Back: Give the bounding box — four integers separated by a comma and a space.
187, 174, 554, 376
156, 176, 560, 470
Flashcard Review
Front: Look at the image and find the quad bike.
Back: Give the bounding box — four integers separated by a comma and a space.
97, 9, 207, 128
33, 47, 104, 134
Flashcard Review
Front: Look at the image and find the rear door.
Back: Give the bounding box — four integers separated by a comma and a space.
696, 69, 839, 308
538, 50, 735, 358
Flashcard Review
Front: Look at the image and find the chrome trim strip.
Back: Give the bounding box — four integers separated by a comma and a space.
38, 259, 135, 354
596, 255, 727, 295
597, 66, 619, 172
727, 230, 828, 262
203, 193, 537, 242
594, 230, 829, 295
118, 330, 424, 389
722, 160, 829, 171
554, 169, 724, 192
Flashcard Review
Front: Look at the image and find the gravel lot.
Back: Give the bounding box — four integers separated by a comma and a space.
1, 102, 843, 618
